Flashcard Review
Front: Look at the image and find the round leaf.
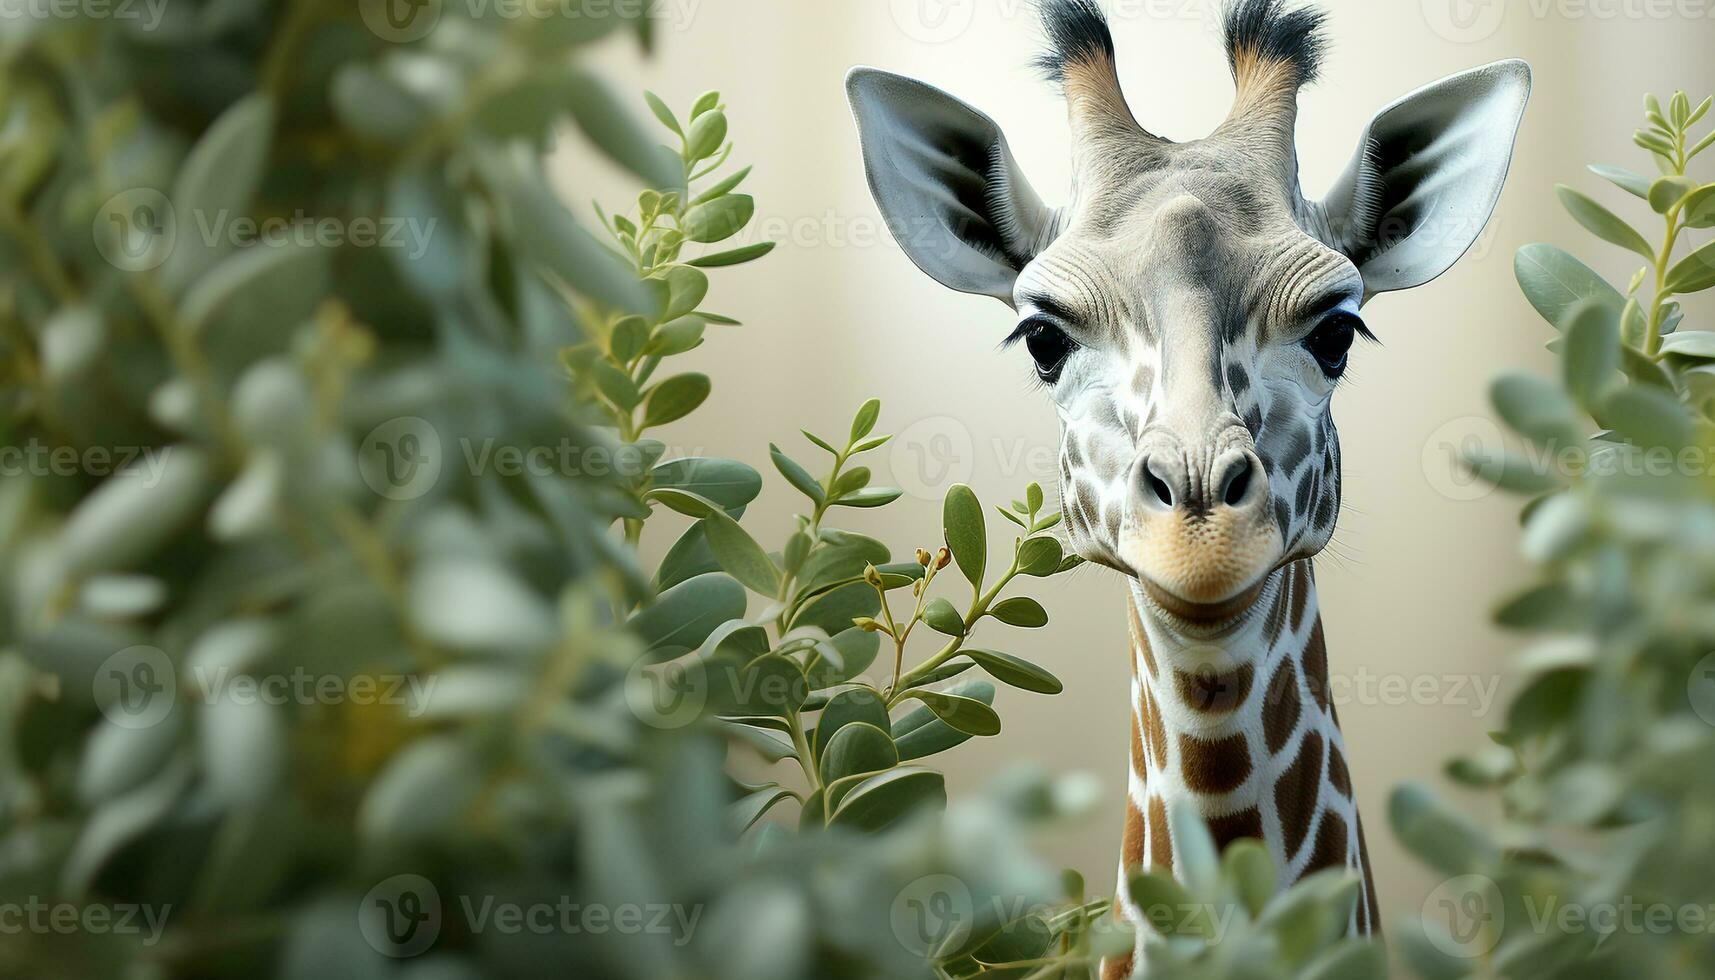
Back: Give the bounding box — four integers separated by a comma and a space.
942, 484, 986, 589
989, 596, 1048, 628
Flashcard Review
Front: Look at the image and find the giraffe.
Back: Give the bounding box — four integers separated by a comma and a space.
846, 0, 1529, 972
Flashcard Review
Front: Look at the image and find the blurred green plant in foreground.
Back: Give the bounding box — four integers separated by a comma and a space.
1390, 90, 1715, 979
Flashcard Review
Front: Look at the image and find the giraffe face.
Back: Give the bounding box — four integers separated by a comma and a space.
846, 3, 1529, 620
1017, 159, 1363, 618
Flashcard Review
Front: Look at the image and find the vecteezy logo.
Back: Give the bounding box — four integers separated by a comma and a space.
359, 874, 442, 958
625, 654, 711, 730
93, 646, 176, 730
890, 874, 975, 957
359, 417, 443, 500
1420, 415, 1507, 502
889, 0, 976, 44
1422, 874, 1503, 959
890, 415, 975, 500
93, 189, 176, 272
359, 0, 443, 43
1688, 652, 1715, 726
1421, 0, 1505, 43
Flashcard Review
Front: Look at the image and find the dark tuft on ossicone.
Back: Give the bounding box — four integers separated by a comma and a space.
1033, 0, 1117, 83
1221, 0, 1328, 88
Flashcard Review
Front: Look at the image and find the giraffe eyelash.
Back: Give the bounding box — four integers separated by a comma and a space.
1004, 317, 1080, 385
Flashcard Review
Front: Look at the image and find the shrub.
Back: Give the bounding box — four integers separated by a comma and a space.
1393, 90, 1715, 979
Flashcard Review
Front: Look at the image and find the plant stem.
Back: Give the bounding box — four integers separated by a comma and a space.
888, 552, 1021, 706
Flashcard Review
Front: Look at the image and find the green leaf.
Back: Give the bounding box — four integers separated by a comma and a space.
1648, 175, 1699, 213
829, 487, 902, 508
645, 316, 705, 356
790, 581, 879, 637
656, 523, 719, 591
691, 165, 752, 206
1658, 330, 1715, 359
1600, 386, 1693, 449
681, 194, 755, 243
1559, 301, 1620, 411
1223, 839, 1275, 917
828, 767, 945, 832
1564, 183, 1653, 260
733, 654, 809, 717
731, 785, 793, 833
643, 90, 681, 135
655, 265, 709, 320
1665, 239, 1715, 293
811, 687, 891, 759
804, 627, 881, 689
608, 316, 647, 362
1514, 244, 1623, 329
942, 484, 986, 589
850, 398, 881, 443
641, 373, 711, 429
685, 109, 728, 161
651, 457, 762, 512
905, 690, 1001, 737
921, 597, 965, 636
690, 90, 720, 119
506, 174, 648, 312
628, 571, 746, 659
1167, 798, 1219, 900
818, 721, 897, 785
1683, 184, 1715, 228
989, 596, 1048, 628
686, 241, 775, 267
1556, 185, 1656, 260
565, 68, 681, 188
892, 679, 995, 760
1388, 782, 1497, 877
1017, 535, 1063, 577
702, 509, 781, 595
1587, 163, 1650, 198
964, 649, 1062, 694
770, 444, 825, 506
1462, 448, 1561, 495
1127, 871, 1201, 937
163, 94, 275, 294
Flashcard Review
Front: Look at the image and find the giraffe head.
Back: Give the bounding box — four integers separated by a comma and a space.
849, 0, 1528, 624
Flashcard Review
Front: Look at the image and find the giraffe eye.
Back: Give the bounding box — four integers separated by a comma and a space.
1022, 320, 1077, 384
1304, 313, 1360, 377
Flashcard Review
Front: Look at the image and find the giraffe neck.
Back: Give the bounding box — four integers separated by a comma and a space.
1105, 559, 1377, 975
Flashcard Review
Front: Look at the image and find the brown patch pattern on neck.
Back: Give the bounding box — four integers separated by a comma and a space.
1178, 732, 1252, 794
1173, 661, 1255, 714
1274, 729, 1324, 858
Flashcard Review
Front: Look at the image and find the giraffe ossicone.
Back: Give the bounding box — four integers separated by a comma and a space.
846, 0, 1528, 973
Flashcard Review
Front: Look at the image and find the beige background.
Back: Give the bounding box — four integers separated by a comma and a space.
567, 0, 1715, 935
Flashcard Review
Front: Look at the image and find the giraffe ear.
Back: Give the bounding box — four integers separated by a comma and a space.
1321, 59, 1531, 298
846, 67, 1058, 307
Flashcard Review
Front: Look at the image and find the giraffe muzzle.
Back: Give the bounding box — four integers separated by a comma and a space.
1119, 427, 1283, 621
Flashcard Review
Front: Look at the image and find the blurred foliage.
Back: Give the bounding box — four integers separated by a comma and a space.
0, 4, 1113, 978
1392, 90, 1715, 978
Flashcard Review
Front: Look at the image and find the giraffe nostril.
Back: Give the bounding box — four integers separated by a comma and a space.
1220, 455, 1253, 508
1143, 458, 1176, 509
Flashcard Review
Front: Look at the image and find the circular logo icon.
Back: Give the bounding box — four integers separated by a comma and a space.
890, 874, 975, 957
889, 0, 976, 44
358, 874, 442, 958
93, 189, 176, 272
359, 0, 443, 42
1420, 415, 1507, 502
359, 417, 443, 501
93, 645, 176, 730
1688, 652, 1715, 726
889, 415, 975, 501
1421, 0, 1505, 43
624, 654, 710, 730
1421, 874, 1503, 959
